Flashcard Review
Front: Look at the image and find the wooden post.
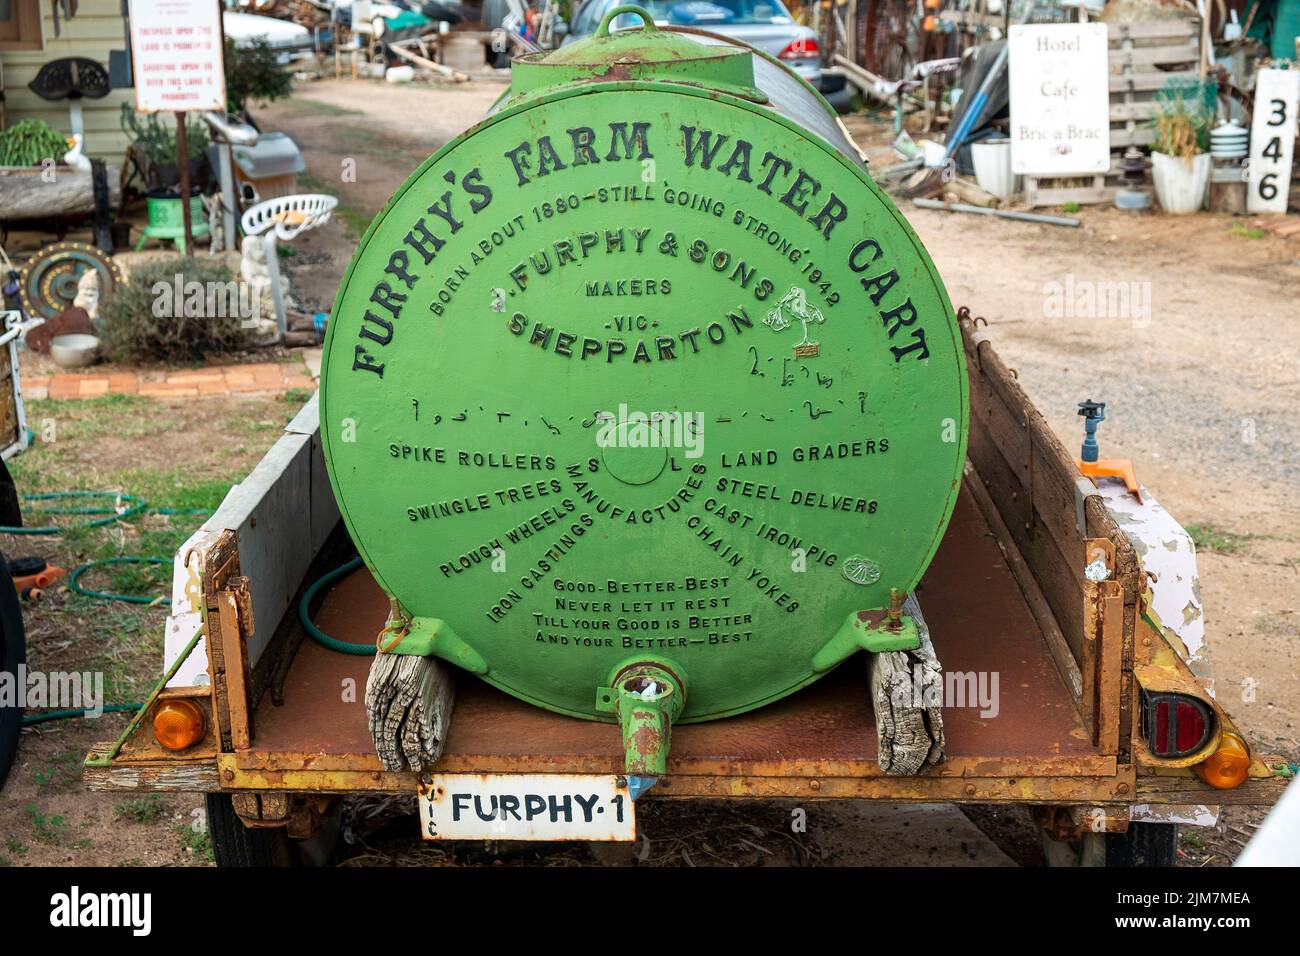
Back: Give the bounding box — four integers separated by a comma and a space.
866, 592, 946, 775
366, 652, 457, 772
1198, 0, 1210, 82
176, 111, 193, 254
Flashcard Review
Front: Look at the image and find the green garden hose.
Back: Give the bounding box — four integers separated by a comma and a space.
69, 556, 170, 605
0, 490, 210, 602
0, 491, 147, 535
21, 703, 143, 726
299, 556, 374, 656
2, 491, 203, 726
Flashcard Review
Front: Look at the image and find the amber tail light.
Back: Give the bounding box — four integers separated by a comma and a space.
1194, 731, 1251, 790
152, 699, 206, 751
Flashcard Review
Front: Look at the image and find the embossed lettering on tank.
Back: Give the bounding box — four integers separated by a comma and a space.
320, 90, 968, 721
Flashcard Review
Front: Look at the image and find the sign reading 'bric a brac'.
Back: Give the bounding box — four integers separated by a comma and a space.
1008, 23, 1111, 176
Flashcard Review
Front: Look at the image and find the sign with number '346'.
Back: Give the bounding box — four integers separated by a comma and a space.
1247, 68, 1300, 214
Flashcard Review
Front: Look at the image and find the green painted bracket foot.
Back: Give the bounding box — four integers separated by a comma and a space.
811, 605, 920, 673
597, 662, 685, 778
382, 616, 489, 675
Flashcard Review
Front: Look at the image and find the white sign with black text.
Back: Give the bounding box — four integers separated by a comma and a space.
1008, 23, 1111, 176
1247, 68, 1300, 214
419, 774, 637, 841
127, 0, 226, 113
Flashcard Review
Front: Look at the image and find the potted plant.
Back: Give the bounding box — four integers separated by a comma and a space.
1150, 92, 1212, 214
121, 103, 210, 192
121, 105, 211, 248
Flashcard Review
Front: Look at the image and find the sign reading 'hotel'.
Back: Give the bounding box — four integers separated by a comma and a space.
1009, 23, 1111, 176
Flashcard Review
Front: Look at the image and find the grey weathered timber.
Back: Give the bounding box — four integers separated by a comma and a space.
365, 653, 457, 773
0, 166, 121, 219
868, 593, 946, 775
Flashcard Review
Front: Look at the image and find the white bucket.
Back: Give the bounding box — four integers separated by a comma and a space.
971, 139, 1015, 201
1151, 152, 1211, 214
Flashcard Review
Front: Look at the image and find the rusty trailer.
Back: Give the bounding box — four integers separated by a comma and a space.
83, 316, 1287, 863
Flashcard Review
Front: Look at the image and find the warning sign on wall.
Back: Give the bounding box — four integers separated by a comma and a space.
128, 0, 226, 113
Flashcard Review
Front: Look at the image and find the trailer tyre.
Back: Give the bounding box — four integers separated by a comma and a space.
206, 794, 296, 867
1040, 822, 1178, 867
0, 552, 27, 791
1102, 822, 1178, 867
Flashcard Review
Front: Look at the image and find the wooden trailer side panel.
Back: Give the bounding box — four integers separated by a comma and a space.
959, 312, 1138, 762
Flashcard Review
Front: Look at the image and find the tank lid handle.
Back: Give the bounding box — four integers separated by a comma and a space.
596, 5, 659, 38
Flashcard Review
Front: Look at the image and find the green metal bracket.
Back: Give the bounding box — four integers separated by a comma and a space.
811, 592, 921, 673
381, 615, 490, 675
84, 622, 207, 768
602, 661, 685, 778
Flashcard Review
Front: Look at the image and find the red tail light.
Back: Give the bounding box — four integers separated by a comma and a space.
779, 38, 820, 61
1142, 690, 1213, 758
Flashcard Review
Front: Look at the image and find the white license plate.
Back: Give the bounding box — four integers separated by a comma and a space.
418, 774, 636, 842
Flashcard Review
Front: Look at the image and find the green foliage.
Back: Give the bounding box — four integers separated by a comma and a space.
1185, 523, 1248, 555
0, 119, 70, 167
1150, 89, 1212, 160
97, 256, 250, 363
115, 796, 165, 824
280, 386, 315, 405
32, 751, 83, 792
225, 37, 292, 114
176, 822, 215, 864
120, 104, 210, 167
26, 805, 69, 845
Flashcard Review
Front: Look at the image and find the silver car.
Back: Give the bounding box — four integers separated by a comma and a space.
565, 0, 824, 91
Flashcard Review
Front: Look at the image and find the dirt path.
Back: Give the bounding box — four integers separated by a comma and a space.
171, 80, 1300, 867
913, 204, 1300, 756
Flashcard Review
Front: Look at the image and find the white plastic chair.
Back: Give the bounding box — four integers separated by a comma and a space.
240, 194, 338, 340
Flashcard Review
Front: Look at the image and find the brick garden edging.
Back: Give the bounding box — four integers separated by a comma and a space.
23, 361, 317, 401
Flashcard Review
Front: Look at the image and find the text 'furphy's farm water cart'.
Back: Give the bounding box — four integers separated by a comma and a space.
85, 8, 1286, 864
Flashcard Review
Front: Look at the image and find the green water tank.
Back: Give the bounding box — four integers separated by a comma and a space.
320, 8, 968, 763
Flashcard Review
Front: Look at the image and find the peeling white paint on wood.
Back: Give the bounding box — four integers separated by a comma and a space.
165, 393, 340, 687
1098, 479, 1212, 693
1129, 803, 1219, 827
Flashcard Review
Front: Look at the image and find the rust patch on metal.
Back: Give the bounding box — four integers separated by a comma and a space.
249, 488, 1101, 785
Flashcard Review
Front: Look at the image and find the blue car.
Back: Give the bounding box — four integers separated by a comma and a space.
566, 0, 827, 92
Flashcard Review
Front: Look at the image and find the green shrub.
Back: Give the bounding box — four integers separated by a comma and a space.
98, 257, 251, 362
226, 37, 292, 115
0, 119, 70, 167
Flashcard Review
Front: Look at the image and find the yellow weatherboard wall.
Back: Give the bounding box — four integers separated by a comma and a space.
1, 0, 134, 160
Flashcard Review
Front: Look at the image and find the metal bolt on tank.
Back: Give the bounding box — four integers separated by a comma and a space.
320, 7, 969, 787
